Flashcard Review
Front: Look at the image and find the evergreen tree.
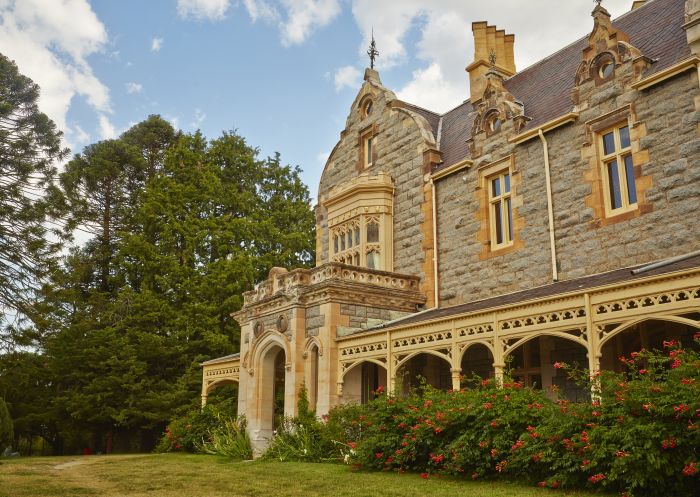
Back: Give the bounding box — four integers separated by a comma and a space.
0, 52, 68, 349
0, 397, 13, 449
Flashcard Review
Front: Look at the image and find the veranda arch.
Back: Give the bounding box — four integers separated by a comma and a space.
341, 359, 388, 404
395, 351, 452, 395
598, 314, 700, 350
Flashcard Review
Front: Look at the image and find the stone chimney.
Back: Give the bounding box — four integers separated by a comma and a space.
685, 0, 700, 55
466, 22, 516, 103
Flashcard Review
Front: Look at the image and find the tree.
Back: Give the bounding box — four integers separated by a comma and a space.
0, 397, 13, 449
0, 52, 68, 348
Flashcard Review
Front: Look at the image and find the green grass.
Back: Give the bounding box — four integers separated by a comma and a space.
0, 453, 608, 497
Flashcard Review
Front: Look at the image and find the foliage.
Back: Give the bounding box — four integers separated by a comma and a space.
2, 115, 315, 454
262, 386, 335, 462
0, 397, 13, 448
0, 52, 68, 349
156, 405, 223, 453
198, 415, 252, 460
346, 340, 700, 497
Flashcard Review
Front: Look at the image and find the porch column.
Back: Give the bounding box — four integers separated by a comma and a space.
450, 368, 462, 390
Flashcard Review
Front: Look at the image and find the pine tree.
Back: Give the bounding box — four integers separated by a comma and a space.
0, 397, 13, 449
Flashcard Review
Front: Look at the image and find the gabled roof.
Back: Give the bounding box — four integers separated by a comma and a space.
202, 352, 240, 366
396, 0, 690, 171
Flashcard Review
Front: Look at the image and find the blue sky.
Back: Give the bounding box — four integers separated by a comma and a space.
0, 0, 634, 200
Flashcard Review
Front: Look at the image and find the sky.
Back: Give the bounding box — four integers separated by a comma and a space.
0, 0, 636, 200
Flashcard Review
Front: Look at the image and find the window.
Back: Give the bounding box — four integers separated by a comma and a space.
364, 135, 374, 168
488, 170, 513, 248
599, 123, 636, 214
330, 216, 383, 270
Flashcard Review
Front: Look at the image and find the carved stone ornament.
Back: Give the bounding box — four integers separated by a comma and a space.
276, 314, 289, 333
575, 5, 650, 86
471, 70, 530, 138
253, 321, 264, 339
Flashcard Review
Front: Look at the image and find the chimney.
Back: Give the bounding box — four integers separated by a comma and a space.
685, 0, 700, 56
466, 22, 516, 104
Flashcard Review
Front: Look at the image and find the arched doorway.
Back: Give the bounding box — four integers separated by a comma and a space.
600, 316, 700, 372
342, 361, 387, 404
506, 335, 588, 401
396, 352, 451, 395
259, 344, 287, 433
460, 343, 494, 387
305, 344, 320, 412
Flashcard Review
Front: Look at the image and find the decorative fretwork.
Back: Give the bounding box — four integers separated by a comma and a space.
393, 330, 452, 350
502, 327, 588, 356
339, 340, 388, 359
205, 365, 240, 379
458, 323, 494, 337
500, 307, 586, 332
594, 286, 700, 317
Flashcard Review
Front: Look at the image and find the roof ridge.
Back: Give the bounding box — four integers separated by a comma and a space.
508, 0, 659, 82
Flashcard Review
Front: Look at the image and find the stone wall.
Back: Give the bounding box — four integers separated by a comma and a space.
305, 305, 324, 337
316, 71, 433, 284
338, 303, 406, 336
437, 68, 700, 305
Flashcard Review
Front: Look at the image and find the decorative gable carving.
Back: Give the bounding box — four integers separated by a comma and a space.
472, 69, 530, 138
575, 5, 651, 86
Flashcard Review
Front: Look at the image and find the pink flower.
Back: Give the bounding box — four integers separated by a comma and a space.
638, 369, 648, 375
553, 362, 565, 369
375, 385, 385, 394
588, 473, 605, 484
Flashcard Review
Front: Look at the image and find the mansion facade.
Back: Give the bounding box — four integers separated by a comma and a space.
202, 0, 700, 453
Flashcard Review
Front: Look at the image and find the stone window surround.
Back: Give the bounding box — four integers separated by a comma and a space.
358, 123, 379, 171
597, 121, 637, 217
583, 104, 653, 227
487, 167, 513, 249
475, 155, 524, 260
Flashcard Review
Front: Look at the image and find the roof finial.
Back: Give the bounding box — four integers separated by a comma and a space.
367, 28, 379, 69
594, 0, 602, 6
488, 49, 497, 69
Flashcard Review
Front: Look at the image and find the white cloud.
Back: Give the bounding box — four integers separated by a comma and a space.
166, 115, 181, 130
69, 124, 90, 144
151, 36, 163, 52
125, 82, 143, 94
278, 0, 341, 46
177, 0, 230, 21
242, 0, 279, 22
98, 114, 116, 139
333, 65, 361, 92
0, 0, 111, 149
190, 108, 207, 129
348, 0, 634, 113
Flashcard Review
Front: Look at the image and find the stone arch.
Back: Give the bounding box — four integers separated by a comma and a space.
504, 332, 589, 401
250, 330, 291, 374
303, 337, 323, 412
599, 315, 700, 350
502, 331, 587, 358
341, 359, 388, 404
459, 341, 495, 386
205, 378, 238, 396
395, 350, 452, 394
255, 339, 288, 438
458, 340, 495, 363
395, 349, 451, 370
303, 336, 324, 358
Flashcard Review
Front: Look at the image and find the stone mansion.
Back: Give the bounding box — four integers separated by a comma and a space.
202, 0, 700, 452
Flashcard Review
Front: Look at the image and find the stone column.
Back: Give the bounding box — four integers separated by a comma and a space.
450, 368, 462, 390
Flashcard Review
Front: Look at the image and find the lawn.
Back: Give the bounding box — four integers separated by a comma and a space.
0, 453, 608, 497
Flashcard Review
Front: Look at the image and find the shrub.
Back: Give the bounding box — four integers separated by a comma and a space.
261, 385, 336, 462
198, 415, 252, 460
348, 339, 699, 497
156, 404, 222, 453
0, 398, 13, 449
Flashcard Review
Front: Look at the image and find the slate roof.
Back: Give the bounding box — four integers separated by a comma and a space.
394, 0, 690, 171
366, 252, 700, 332
202, 352, 240, 366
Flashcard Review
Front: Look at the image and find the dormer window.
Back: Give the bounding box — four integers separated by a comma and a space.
599, 59, 614, 79
364, 100, 373, 116
359, 125, 377, 169
484, 111, 503, 137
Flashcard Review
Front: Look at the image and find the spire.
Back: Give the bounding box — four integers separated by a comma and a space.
367, 29, 379, 69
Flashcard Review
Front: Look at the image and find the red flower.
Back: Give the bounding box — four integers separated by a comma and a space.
490, 448, 498, 458
662, 438, 677, 450
674, 404, 689, 413
490, 420, 498, 428
511, 440, 525, 451
532, 452, 543, 462
375, 385, 385, 394
537, 481, 547, 487
375, 452, 383, 459
550, 481, 559, 488
588, 473, 605, 484
553, 362, 565, 369
479, 440, 487, 448
347, 441, 357, 449
663, 340, 678, 348
682, 462, 697, 476
483, 402, 493, 410
681, 378, 695, 385
615, 450, 629, 458
420, 472, 429, 479
671, 358, 682, 369
638, 369, 648, 375
471, 473, 479, 480
430, 453, 445, 464
433, 427, 442, 434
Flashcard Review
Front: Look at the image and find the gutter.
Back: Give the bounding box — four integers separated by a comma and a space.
509, 112, 579, 145
631, 250, 700, 275
538, 129, 558, 282
431, 177, 439, 308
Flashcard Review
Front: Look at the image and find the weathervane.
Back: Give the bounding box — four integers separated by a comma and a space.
594, 0, 602, 6
488, 49, 497, 69
367, 29, 379, 69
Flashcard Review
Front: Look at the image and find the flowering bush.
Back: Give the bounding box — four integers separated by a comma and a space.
346, 340, 699, 497
156, 404, 223, 453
